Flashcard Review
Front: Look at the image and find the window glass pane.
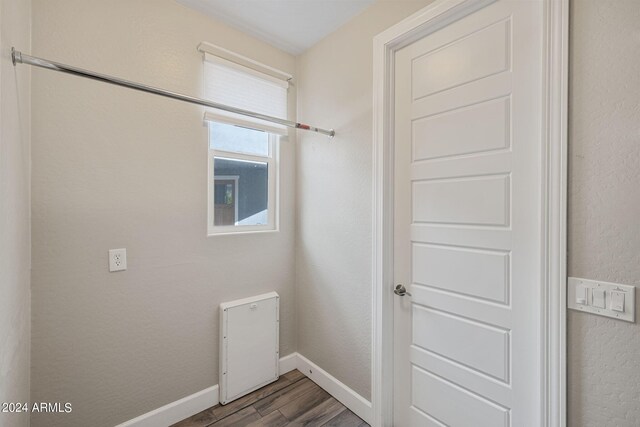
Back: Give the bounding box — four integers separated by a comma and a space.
210, 121, 269, 156
213, 157, 268, 226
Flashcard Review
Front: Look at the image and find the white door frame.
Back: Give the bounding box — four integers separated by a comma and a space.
371, 0, 568, 426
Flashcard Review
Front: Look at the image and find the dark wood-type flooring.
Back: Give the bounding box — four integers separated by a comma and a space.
171, 370, 369, 427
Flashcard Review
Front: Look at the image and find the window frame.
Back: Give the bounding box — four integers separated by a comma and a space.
207, 129, 279, 236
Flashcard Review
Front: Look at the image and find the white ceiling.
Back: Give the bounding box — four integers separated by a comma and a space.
176, 0, 375, 55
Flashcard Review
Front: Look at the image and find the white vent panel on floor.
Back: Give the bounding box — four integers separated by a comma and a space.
219, 292, 279, 404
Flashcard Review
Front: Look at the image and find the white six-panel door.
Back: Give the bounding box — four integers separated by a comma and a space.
393, 1, 543, 425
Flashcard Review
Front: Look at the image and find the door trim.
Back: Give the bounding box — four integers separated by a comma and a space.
371, 0, 568, 425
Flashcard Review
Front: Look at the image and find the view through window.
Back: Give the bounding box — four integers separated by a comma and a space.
209, 122, 277, 233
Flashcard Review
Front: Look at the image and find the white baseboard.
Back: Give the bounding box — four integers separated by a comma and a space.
115, 352, 371, 427
295, 353, 372, 425
115, 384, 219, 427
278, 352, 298, 375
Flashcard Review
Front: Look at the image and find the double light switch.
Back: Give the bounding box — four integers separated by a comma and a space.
568, 277, 635, 322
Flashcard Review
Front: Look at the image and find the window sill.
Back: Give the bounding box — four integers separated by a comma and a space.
207, 227, 279, 237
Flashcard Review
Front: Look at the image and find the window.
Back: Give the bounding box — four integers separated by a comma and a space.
203, 50, 288, 235
208, 122, 278, 234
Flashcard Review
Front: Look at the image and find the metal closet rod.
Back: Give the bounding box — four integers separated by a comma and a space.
11, 48, 335, 138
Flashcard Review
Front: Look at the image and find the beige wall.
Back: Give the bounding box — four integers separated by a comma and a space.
25, 0, 640, 425
296, 0, 433, 400
568, 0, 640, 426
30, 1, 296, 426
0, 0, 31, 426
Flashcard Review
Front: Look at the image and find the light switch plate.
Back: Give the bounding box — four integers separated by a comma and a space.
568, 277, 635, 322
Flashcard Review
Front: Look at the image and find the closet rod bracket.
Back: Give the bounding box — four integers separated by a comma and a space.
11, 47, 21, 66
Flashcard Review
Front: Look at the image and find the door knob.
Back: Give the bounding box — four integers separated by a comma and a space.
394, 284, 411, 297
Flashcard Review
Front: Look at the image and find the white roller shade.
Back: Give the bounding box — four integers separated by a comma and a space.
203, 53, 289, 135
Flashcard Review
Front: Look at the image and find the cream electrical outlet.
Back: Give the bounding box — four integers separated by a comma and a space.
108, 248, 127, 272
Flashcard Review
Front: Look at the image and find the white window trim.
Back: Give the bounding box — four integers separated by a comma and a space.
207, 134, 279, 236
